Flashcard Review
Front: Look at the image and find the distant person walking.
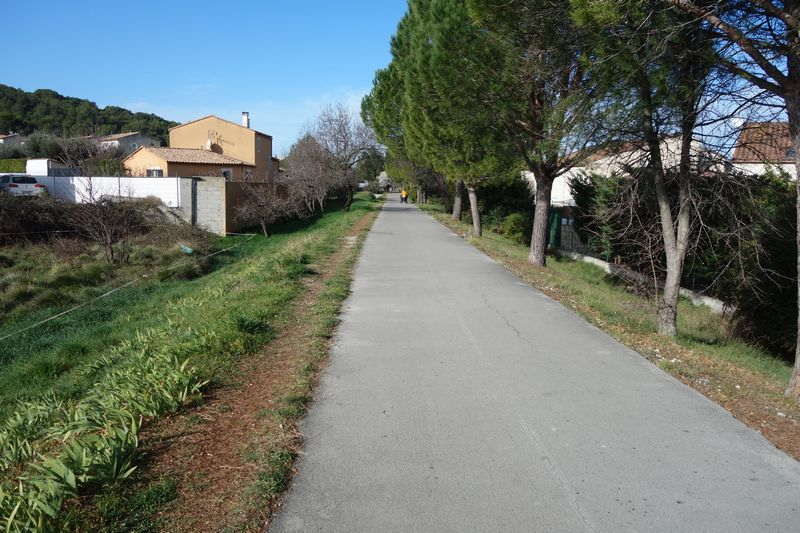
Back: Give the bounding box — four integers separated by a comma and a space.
400, 189, 409, 203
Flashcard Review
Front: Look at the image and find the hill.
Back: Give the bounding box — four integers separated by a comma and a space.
0, 84, 177, 143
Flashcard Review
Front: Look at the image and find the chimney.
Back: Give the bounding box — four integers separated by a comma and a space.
241, 111, 250, 128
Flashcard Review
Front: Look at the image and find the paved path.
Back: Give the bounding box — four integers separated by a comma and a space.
272, 195, 800, 532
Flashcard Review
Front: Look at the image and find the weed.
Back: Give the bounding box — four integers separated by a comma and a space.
276, 394, 311, 419
92, 477, 178, 533
235, 315, 274, 337
255, 449, 295, 496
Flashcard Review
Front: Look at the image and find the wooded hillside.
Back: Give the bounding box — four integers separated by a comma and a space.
0, 84, 176, 143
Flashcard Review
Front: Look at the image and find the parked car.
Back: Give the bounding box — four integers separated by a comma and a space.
0, 175, 47, 197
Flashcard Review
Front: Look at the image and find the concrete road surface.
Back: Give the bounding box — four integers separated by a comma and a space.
272, 194, 800, 532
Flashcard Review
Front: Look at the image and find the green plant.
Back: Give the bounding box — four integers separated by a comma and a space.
0, 194, 378, 530
498, 213, 526, 244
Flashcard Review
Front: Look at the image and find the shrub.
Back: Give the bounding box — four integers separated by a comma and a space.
235, 315, 274, 337
0, 194, 74, 243
157, 256, 210, 281
499, 213, 527, 244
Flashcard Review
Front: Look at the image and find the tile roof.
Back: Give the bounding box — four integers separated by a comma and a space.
127, 147, 252, 165
732, 122, 795, 163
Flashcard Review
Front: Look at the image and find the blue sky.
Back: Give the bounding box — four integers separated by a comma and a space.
3, 0, 407, 154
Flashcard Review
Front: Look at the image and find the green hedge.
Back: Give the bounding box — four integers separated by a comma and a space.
0, 159, 25, 173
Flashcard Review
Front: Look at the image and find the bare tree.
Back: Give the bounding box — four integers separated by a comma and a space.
283, 133, 335, 212
56, 137, 125, 176
236, 176, 304, 237
66, 198, 160, 263
314, 103, 376, 210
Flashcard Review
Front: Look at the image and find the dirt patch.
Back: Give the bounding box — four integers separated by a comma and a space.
133, 210, 378, 532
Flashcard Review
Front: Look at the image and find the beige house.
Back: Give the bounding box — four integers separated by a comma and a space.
95, 131, 159, 154
122, 147, 254, 179
123, 112, 277, 179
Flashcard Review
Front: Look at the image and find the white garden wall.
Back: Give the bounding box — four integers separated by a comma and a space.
34, 176, 183, 208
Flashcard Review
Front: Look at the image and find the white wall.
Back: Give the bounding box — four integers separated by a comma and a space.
733, 162, 797, 179
35, 176, 182, 207
522, 171, 576, 206
525, 138, 726, 207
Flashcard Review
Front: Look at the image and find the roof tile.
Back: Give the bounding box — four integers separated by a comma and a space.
134, 147, 252, 165
732, 122, 794, 163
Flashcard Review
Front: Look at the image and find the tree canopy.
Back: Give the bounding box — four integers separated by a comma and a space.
0, 84, 177, 143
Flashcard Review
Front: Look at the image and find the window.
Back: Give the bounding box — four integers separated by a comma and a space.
146, 168, 164, 177
221, 168, 233, 180
787, 148, 796, 158
0, 177, 8, 184
12, 176, 37, 184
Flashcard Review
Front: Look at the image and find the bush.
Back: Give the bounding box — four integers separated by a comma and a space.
571, 171, 798, 361
157, 257, 209, 281
0, 193, 74, 243
499, 213, 528, 244
730, 180, 797, 359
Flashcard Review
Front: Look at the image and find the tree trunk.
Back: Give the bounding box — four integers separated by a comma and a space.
637, 74, 691, 338
655, 137, 692, 338
260, 220, 269, 237
452, 180, 464, 220
466, 185, 481, 237
528, 178, 552, 266
786, 98, 800, 400
344, 186, 354, 211
658, 255, 682, 337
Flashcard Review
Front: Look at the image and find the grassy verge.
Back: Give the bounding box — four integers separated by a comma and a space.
0, 194, 380, 531
237, 219, 373, 532
420, 201, 800, 458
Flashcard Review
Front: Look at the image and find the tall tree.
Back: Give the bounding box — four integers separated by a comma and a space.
362, 10, 461, 219
467, 0, 597, 265
572, 0, 718, 337
401, 0, 514, 236
664, 0, 800, 400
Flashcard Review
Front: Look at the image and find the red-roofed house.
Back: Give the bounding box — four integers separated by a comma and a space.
731, 122, 797, 178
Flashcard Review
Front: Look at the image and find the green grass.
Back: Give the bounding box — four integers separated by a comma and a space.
0, 159, 26, 173
228, 208, 376, 531
0, 194, 380, 531
421, 202, 794, 386
72, 478, 179, 533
